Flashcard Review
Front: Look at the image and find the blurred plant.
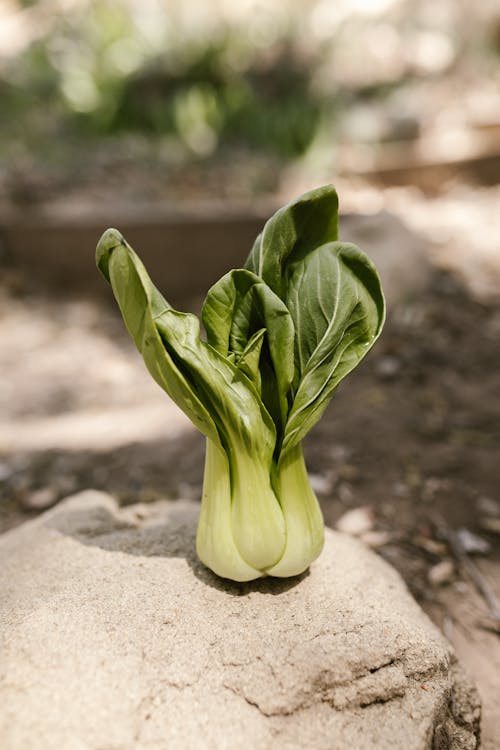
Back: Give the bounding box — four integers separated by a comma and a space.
110, 37, 323, 157
0, 1, 326, 159
1, 0, 495, 185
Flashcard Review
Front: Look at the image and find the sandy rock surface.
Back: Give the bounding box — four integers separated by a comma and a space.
0, 491, 480, 750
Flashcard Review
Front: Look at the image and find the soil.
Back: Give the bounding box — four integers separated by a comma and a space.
1, 215, 499, 748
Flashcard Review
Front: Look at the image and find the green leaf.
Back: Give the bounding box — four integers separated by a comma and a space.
234, 328, 266, 389
203, 268, 295, 435
202, 269, 260, 356
96, 182, 386, 583
96, 228, 220, 444
282, 241, 385, 453
244, 184, 339, 298
154, 307, 275, 454
231, 281, 295, 433
97, 229, 287, 571
97, 230, 279, 455
154, 306, 288, 571
243, 187, 383, 454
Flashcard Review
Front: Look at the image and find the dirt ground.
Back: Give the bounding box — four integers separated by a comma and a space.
1, 204, 500, 747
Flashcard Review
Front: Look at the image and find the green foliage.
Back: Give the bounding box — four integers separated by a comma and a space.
1, 3, 325, 159
96, 185, 385, 581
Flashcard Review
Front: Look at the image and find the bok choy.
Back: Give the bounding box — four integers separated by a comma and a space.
96, 185, 385, 581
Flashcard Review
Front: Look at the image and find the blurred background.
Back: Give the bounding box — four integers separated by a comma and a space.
1, 1, 500, 744
1, 0, 500, 207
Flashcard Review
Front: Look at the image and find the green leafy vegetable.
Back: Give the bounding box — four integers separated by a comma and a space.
96, 185, 385, 581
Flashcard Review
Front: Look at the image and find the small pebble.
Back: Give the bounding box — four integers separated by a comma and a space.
120, 504, 149, 523
21, 487, 58, 511
428, 560, 454, 587
336, 506, 374, 536
476, 496, 500, 517
337, 464, 359, 481
338, 482, 355, 504
360, 530, 392, 548
177, 482, 200, 500
375, 356, 401, 379
330, 444, 351, 462
393, 481, 410, 498
414, 536, 448, 557
421, 477, 444, 503
308, 473, 332, 495
456, 528, 491, 555
55, 476, 78, 496
0, 462, 13, 482
479, 517, 500, 535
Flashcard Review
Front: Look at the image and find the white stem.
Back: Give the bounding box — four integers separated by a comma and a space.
196, 439, 262, 582
265, 443, 324, 577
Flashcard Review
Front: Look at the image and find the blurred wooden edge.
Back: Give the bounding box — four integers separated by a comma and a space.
0, 203, 271, 305
0, 200, 430, 307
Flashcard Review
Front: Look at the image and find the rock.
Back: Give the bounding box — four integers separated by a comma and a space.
476, 496, 500, 536
20, 486, 58, 511
479, 516, 500, 535
308, 472, 333, 495
476, 496, 500, 518
360, 530, 392, 549
335, 505, 374, 536
0, 461, 13, 482
428, 560, 455, 587
455, 528, 491, 556
0, 491, 480, 750
375, 355, 402, 380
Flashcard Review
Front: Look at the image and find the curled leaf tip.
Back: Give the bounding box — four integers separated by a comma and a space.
96, 228, 126, 281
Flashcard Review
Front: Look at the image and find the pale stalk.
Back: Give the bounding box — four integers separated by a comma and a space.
265, 443, 324, 577
196, 439, 262, 582
229, 444, 286, 571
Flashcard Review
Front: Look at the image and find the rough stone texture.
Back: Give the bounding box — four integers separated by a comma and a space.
0, 491, 480, 750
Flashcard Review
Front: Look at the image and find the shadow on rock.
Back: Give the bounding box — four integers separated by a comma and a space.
44, 490, 308, 596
